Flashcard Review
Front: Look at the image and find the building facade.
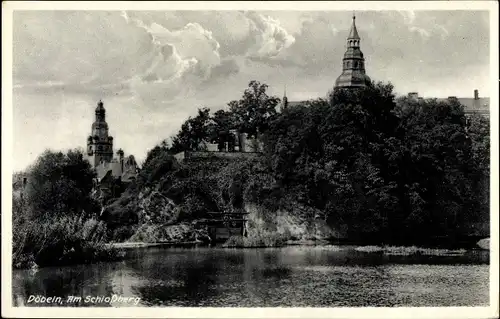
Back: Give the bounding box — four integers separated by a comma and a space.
86, 100, 138, 186
406, 90, 490, 118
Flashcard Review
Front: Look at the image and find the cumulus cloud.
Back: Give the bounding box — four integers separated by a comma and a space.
208, 58, 241, 80
264, 14, 345, 75
244, 11, 296, 59
120, 12, 220, 79
11, 10, 491, 172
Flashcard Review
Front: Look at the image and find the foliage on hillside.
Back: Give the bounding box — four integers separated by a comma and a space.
107, 80, 490, 245
14, 80, 490, 264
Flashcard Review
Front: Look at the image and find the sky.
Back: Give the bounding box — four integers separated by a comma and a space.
11, 9, 491, 172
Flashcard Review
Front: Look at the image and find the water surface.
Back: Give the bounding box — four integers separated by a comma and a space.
12, 246, 489, 307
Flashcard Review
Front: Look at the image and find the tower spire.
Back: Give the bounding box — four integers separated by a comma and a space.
95, 99, 106, 122
281, 84, 289, 111
348, 13, 360, 41
334, 13, 371, 89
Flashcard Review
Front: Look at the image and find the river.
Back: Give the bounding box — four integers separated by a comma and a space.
12, 246, 489, 307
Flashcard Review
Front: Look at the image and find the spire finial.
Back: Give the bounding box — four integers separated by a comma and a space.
347, 12, 360, 40
284, 84, 287, 97
353, 11, 356, 20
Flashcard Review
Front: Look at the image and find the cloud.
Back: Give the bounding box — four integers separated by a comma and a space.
436, 24, 450, 38
262, 15, 345, 75
244, 11, 296, 59
13, 11, 158, 99
11, 10, 491, 172
208, 58, 241, 80
398, 10, 416, 25
409, 26, 431, 39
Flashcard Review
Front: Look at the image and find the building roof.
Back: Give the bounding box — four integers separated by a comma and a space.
448, 97, 489, 112
348, 15, 360, 40
285, 96, 490, 115
95, 100, 105, 113
335, 70, 371, 88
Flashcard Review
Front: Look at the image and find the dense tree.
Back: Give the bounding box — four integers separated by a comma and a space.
228, 80, 280, 138
22, 149, 98, 218
170, 107, 212, 153
110, 80, 490, 246
144, 140, 170, 168
168, 82, 280, 153
263, 82, 489, 242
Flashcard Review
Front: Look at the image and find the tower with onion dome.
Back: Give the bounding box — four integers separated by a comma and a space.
335, 14, 371, 89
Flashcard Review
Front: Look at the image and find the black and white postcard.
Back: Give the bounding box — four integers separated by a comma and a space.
2, 1, 498, 318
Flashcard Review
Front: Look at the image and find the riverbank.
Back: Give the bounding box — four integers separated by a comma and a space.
107, 237, 490, 253
15, 238, 489, 270
105, 241, 204, 249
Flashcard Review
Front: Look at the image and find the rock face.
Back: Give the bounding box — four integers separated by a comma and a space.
138, 191, 180, 225
128, 190, 211, 243
244, 203, 341, 241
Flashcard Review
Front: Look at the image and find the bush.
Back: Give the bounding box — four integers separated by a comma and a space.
109, 225, 138, 242
12, 214, 121, 268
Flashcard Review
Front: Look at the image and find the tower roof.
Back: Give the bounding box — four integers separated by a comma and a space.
96, 100, 105, 112
347, 15, 360, 40
335, 14, 370, 89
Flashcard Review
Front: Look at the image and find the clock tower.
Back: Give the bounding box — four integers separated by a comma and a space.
87, 100, 114, 167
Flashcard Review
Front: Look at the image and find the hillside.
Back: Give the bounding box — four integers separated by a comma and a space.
101, 152, 341, 245
101, 81, 490, 247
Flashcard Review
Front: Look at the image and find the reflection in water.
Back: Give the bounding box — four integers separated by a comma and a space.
12, 246, 489, 307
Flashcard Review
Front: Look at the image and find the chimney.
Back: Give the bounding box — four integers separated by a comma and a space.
474, 89, 479, 100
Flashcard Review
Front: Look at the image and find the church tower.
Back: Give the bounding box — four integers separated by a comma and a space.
280, 85, 289, 112
335, 14, 371, 89
87, 100, 114, 168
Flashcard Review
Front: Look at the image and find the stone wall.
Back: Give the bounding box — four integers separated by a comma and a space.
185, 151, 262, 160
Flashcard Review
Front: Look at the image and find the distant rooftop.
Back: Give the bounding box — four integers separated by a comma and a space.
405, 89, 490, 115
284, 89, 490, 116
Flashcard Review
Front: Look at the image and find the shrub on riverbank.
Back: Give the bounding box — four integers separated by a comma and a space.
13, 214, 123, 269
12, 149, 123, 269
